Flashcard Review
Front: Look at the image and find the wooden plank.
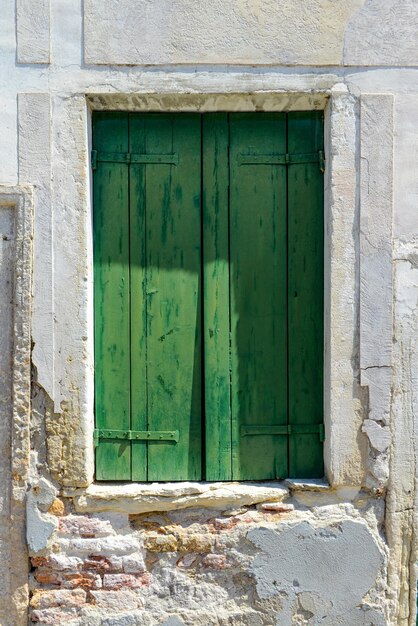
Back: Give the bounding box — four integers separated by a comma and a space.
93, 112, 131, 480
145, 114, 202, 481
202, 113, 232, 481
128, 114, 148, 481
287, 111, 324, 478
229, 113, 288, 480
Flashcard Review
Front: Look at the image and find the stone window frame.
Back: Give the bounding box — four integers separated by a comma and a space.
41, 84, 393, 511
0, 186, 33, 624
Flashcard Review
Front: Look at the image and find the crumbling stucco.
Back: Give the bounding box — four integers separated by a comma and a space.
249, 520, 385, 624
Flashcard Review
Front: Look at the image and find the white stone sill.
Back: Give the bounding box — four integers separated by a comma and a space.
62, 479, 329, 514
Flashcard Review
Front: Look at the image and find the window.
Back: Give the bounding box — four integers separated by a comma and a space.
93, 111, 324, 482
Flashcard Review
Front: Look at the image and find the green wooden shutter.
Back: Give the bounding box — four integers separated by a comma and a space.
94, 112, 131, 480
287, 112, 324, 478
94, 111, 323, 482
203, 114, 233, 481
203, 112, 324, 481
229, 113, 288, 480
94, 113, 202, 481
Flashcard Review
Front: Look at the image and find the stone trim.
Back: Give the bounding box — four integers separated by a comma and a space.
30, 84, 393, 492
63, 482, 290, 514
359, 94, 394, 489
16, 0, 50, 64
0, 186, 33, 626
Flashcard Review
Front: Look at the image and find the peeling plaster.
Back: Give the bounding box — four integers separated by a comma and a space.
248, 520, 385, 624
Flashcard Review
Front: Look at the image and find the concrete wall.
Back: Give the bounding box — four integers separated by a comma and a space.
0, 0, 417, 624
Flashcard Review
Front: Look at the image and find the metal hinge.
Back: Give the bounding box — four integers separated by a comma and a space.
94, 429, 179, 447
240, 424, 325, 442
91, 149, 97, 170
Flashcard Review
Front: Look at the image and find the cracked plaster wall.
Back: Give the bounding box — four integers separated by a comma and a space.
0, 0, 417, 624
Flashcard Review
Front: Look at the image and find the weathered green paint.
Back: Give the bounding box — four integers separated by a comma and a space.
229, 113, 288, 480
287, 112, 324, 478
143, 114, 202, 481
129, 114, 148, 481
93, 111, 324, 482
94, 112, 131, 480
203, 114, 232, 481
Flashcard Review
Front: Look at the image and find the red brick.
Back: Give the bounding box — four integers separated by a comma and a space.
34, 569, 61, 586
82, 555, 120, 574
61, 572, 102, 590
102, 573, 150, 589
31, 557, 50, 568
201, 554, 230, 569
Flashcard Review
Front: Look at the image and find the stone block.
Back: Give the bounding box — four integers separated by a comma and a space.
144, 534, 178, 553
122, 553, 146, 574
83, 0, 363, 66
16, 0, 50, 63
59, 515, 115, 538
102, 573, 150, 589
31, 606, 79, 624
30, 589, 87, 609
177, 533, 213, 554
89, 589, 143, 611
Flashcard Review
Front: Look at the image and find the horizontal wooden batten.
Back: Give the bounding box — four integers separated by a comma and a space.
237, 150, 324, 167
91, 149, 179, 168
240, 424, 325, 441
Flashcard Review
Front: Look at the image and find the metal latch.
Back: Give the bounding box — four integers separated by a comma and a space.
94, 429, 179, 447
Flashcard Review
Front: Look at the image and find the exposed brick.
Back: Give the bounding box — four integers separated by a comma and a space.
48, 498, 66, 516
59, 515, 115, 538
257, 502, 295, 513
31, 557, 50, 568
212, 517, 240, 531
176, 553, 198, 568
48, 554, 83, 572
34, 569, 62, 586
68, 535, 141, 555
177, 533, 212, 554
83, 555, 121, 574
61, 572, 102, 590
144, 534, 177, 552
31, 589, 87, 609
201, 554, 230, 569
89, 589, 143, 611
31, 606, 79, 623
122, 553, 146, 574
103, 573, 151, 589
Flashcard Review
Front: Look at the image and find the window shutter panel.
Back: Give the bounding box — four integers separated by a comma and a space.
94, 112, 132, 480
287, 111, 324, 478
140, 114, 202, 481
229, 113, 288, 480
203, 114, 232, 481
